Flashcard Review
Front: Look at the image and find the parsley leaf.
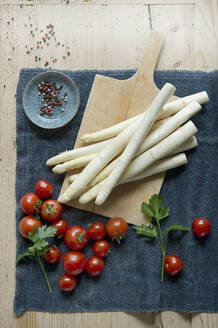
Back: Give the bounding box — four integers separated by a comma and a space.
149, 194, 163, 217
166, 224, 190, 235
17, 225, 57, 293
141, 202, 154, 217
133, 224, 157, 238
142, 194, 170, 221
17, 251, 33, 262
134, 194, 189, 282
159, 206, 170, 220
28, 225, 57, 243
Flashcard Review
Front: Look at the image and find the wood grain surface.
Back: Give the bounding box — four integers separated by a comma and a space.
0, 0, 217, 327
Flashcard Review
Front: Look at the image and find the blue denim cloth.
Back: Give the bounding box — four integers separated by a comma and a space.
14, 68, 218, 315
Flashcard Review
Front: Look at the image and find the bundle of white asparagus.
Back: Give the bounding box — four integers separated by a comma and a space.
46, 85, 209, 205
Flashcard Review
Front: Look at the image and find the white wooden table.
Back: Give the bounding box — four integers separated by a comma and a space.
0, 0, 217, 327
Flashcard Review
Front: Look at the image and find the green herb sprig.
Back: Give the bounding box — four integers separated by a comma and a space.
133, 194, 189, 281
17, 225, 57, 293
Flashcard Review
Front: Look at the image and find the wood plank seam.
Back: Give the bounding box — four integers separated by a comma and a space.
148, 4, 153, 30
0, 2, 196, 5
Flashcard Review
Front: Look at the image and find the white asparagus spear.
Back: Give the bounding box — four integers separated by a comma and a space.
80, 114, 167, 145
58, 122, 139, 203
172, 135, 197, 155
69, 135, 198, 184
80, 115, 141, 144
61, 102, 201, 178
47, 92, 207, 167
79, 153, 188, 204
90, 101, 201, 187
46, 138, 112, 166
159, 91, 208, 119
94, 121, 196, 205
51, 118, 169, 175
80, 91, 208, 144
121, 121, 197, 181
52, 118, 170, 174
52, 154, 97, 174
124, 153, 188, 183
95, 83, 176, 205
135, 101, 201, 156
86, 122, 196, 205
69, 174, 79, 183
79, 122, 197, 206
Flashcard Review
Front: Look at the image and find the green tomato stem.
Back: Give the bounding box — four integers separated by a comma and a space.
35, 255, 53, 294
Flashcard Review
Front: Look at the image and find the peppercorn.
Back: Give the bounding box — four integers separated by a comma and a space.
37, 80, 67, 117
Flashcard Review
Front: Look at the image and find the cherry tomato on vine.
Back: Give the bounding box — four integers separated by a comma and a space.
19, 216, 42, 239
164, 255, 183, 276
35, 179, 53, 199
58, 274, 77, 292
44, 245, 61, 264
192, 217, 211, 238
20, 192, 41, 215
63, 251, 87, 275
40, 199, 62, 223
106, 217, 128, 243
92, 240, 110, 258
64, 225, 88, 251
88, 221, 107, 241
51, 219, 68, 237
86, 256, 104, 276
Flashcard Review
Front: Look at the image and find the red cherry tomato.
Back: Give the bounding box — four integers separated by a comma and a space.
86, 256, 104, 276
106, 217, 128, 243
44, 245, 61, 264
19, 216, 42, 239
35, 179, 53, 199
58, 274, 77, 292
192, 217, 211, 238
40, 199, 62, 223
92, 240, 110, 258
20, 192, 41, 215
64, 225, 88, 251
51, 219, 68, 237
88, 221, 107, 241
164, 255, 183, 276
63, 251, 86, 275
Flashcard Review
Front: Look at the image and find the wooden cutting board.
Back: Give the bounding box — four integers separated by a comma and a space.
59, 31, 178, 225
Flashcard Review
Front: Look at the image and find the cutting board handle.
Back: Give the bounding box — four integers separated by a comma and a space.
136, 31, 164, 88
126, 31, 165, 117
